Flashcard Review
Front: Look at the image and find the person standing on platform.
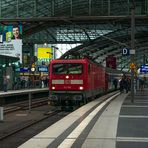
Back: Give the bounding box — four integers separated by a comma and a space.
139, 77, 144, 93
127, 77, 131, 91
113, 78, 118, 90
3, 76, 8, 92
124, 77, 129, 93
119, 75, 128, 93
119, 77, 124, 93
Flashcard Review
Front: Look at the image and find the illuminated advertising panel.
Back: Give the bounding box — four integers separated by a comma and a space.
38, 66, 48, 72
37, 47, 53, 63
0, 25, 23, 62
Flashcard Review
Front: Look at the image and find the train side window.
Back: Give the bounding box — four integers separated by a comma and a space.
88, 64, 90, 74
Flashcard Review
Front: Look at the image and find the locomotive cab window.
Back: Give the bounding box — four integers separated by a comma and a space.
52, 63, 83, 74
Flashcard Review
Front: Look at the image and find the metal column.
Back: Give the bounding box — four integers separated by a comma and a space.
130, 3, 135, 103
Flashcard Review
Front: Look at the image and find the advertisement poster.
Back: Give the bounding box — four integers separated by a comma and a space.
106, 55, 116, 69
37, 47, 53, 65
0, 25, 22, 63
0, 40, 22, 63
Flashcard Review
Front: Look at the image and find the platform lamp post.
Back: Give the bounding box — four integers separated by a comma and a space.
51, 46, 63, 58
130, 1, 135, 103
46, 52, 53, 98
46, 52, 53, 61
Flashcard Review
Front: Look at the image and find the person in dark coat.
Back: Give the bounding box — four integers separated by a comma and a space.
139, 78, 144, 93
113, 78, 118, 90
119, 77, 124, 93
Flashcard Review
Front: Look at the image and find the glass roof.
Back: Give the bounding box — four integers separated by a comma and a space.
0, 0, 147, 71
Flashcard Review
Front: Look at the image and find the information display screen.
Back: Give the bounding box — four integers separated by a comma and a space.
140, 65, 148, 73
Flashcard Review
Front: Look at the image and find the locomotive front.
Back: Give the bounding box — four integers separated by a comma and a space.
49, 59, 87, 106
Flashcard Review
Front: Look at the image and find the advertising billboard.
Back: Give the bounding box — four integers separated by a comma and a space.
37, 47, 53, 64
2, 25, 22, 41
38, 66, 48, 72
0, 25, 23, 62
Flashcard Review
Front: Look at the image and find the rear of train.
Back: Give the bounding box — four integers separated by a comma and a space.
48, 58, 107, 108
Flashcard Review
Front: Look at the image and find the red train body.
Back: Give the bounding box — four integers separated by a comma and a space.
49, 58, 108, 105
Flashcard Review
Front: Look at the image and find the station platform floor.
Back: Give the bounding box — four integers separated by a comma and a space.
0, 87, 48, 96
17, 89, 148, 148
1, 89, 148, 148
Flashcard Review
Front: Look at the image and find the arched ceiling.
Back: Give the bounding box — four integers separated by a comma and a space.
61, 26, 148, 71
0, 0, 148, 71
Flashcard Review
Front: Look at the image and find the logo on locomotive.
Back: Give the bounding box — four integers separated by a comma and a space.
64, 80, 71, 84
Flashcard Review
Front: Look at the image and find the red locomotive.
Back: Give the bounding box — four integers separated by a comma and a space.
49, 58, 109, 108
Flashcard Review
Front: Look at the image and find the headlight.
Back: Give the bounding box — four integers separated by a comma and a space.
79, 86, 83, 90
66, 75, 69, 79
52, 86, 55, 90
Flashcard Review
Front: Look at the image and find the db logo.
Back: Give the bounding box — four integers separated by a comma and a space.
64, 80, 71, 84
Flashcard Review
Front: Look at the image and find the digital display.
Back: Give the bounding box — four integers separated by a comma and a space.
140, 65, 148, 73
38, 67, 48, 72
20, 67, 29, 72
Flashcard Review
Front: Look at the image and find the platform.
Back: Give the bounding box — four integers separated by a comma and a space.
0, 88, 49, 97
3, 90, 148, 148
116, 90, 148, 148
0, 88, 49, 105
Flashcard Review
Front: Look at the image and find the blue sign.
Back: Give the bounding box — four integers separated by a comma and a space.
20, 67, 29, 72
122, 48, 129, 56
140, 65, 148, 73
38, 67, 48, 72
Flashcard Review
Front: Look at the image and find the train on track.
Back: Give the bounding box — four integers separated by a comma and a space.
48, 58, 120, 109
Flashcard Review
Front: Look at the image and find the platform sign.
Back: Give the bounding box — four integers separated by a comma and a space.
130, 49, 135, 55
122, 48, 130, 56
140, 65, 148, 73
20, 67, 29, 72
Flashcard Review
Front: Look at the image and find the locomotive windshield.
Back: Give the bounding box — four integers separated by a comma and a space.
52, 63, 83, 74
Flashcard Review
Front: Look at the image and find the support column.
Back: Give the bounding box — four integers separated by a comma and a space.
89, 0, 91, 16
130, 3, 135, 103
0, 0, 2, 18
70, 0, 73, 17
34, 0, 37, 17
108, 0, 110, 15
16, 0, 19, 17
51, 0, 55, 16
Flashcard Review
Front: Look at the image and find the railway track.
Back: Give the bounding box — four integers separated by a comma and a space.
0, 91, 120, 148
4, 97, 49, 114
0, 110, 69, 148
0, 110, 61, 141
